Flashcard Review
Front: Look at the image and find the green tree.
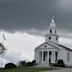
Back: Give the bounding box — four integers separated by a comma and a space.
0, 43, 6, 54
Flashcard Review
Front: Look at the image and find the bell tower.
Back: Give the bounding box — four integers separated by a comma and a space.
45, 16, 59, 43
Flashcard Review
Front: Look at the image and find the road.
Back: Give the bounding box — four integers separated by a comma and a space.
41, 68, 72, 72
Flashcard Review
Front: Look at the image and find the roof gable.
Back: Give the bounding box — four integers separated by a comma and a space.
58, 44, 72, 52
35, 42, 59, 50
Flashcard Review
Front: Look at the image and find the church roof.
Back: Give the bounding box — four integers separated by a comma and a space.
50, 41, 72, 52
58, 44, 72, 52
35, 41, 72, 52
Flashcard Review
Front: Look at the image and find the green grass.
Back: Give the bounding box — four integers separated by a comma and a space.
0, 67, 56, 72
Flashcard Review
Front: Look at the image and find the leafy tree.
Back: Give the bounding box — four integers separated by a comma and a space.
0, 43, 6, 67
0, 43, 6, 55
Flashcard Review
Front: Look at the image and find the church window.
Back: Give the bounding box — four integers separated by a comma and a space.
56, 37, 57, 40
55, 30, 56, 33
44, 45, 47, 47
50, 29, 52, 33
67, 52, 70, 62
49, 51, 52, 56
43, 51, 47, 61
49, 37, 51, 40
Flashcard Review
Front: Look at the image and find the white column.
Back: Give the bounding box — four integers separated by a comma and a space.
34, 51, 37, 63
42, 51, 44, 63
47, 51, 49, 64
37, 51, 40, 64
53, 51, 55, 63
37, 51, 39, 64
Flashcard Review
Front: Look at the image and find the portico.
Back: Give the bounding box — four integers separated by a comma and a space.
36, 50, 58, 65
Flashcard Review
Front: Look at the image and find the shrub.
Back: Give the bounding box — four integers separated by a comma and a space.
18, 60, 37, 67
26, 62, 33, 66
32, 60, 36, 64
19, 60, 26, 66
32, 60, 37, 66
49, 63, 55, 67
5, 63, 17, 69
25, 60, 37, 66
53, 59, 65, 67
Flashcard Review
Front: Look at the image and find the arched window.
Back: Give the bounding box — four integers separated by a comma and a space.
50, 29, 52, 33
49, 51, 52, 56
56, 37, 57, 40
67, 52, 70, 62
49, 37, 51, 40
43, 51, 47, 61
55, 30, 56, 33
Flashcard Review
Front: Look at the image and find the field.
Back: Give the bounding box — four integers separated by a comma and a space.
0, 67, 56, 72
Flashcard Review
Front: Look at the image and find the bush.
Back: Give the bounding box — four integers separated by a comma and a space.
49, 63, 55, 67
26, 62, 33, 66
32, 60, 36, 64
53, 59, 65, 67
19, 60, 26, 66
32, 60, 37, 66
18, 60, 37, 67
24, 60, 37, 67
5, 63, 17, 69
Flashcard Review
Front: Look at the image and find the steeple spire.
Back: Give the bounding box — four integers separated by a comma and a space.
51, 16, 55, 23
50, 16, 56, 28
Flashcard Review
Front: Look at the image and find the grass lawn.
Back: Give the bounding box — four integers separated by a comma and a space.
0, 67, 56, 72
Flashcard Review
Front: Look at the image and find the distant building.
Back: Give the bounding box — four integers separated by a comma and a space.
34, 17, 72, 67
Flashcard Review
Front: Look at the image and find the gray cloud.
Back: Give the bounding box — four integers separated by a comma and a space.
0, 0, 71, 33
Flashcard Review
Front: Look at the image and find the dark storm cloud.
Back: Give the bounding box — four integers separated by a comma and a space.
0, 0, 72, 33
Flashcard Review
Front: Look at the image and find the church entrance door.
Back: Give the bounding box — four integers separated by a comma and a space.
49, 51, 52, 64
49, 58, 51, 64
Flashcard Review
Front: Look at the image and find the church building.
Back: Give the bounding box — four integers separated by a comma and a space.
34, 17, 72, 67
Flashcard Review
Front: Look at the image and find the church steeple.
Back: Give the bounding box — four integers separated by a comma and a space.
45, 17, 59, 43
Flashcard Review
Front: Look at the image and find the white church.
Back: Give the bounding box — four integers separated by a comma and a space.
34, 17, 72, 67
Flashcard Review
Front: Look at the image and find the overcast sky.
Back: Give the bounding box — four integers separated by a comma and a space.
0, 0, 72, 67
0, 0, 72, 32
